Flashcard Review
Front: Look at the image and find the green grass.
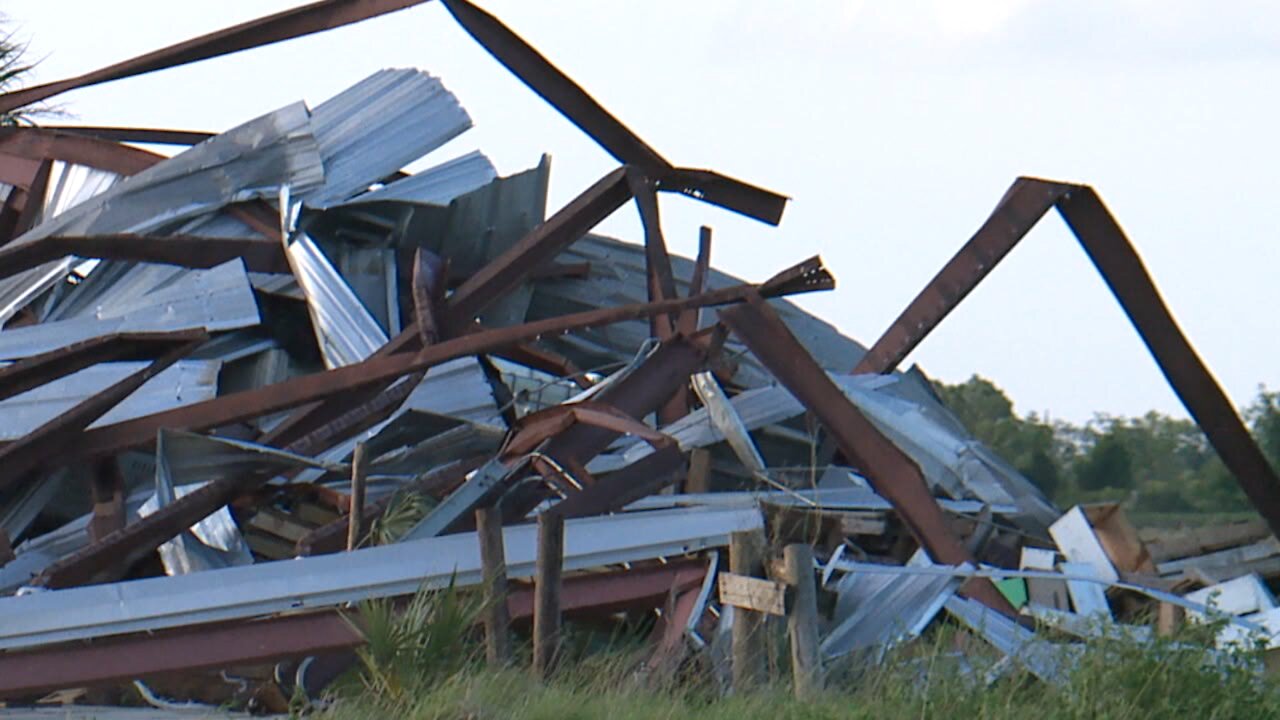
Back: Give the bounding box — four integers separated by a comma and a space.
317, 587, 1280, 720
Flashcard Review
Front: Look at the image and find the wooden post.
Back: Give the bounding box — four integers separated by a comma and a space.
730, 530, 767, 691
346, 442, 368, 551
686, 448, 713, 494
476, 506, 512, 665
784, 543, 822, 699
533, 511, 565, 680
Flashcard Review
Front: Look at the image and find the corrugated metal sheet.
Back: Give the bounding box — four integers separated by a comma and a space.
285, 231, 387, 368
0, 101, 322, 325
524, 233, 866, 388
0, 505, 763, 651
823, 563, 960, 659
347, 150, 497, 205
594, 369, 1053, 516
0, 361, 220, 440
0, 260, 259, 360
300, 68, 473, 209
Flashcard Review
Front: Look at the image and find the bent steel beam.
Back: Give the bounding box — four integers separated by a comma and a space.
0, 0, 432, 117
719, 291, 1016, 616
856, 177, 1280, 538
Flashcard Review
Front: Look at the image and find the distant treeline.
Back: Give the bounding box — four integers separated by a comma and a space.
934, 375, 1280, 514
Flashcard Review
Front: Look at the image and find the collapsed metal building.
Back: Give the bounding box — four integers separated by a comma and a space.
0, 0, 1278, 712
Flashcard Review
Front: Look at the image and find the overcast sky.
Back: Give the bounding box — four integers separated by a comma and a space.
5, 1, 1278, 424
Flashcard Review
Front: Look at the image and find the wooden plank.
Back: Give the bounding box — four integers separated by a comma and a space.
718, 572, 786, 616
246, 508, 312, 543
1049, 506, 1118, 583
1142, 519, 1269, 563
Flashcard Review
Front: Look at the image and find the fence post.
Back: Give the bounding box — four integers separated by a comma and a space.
730, 529, 767, 691
533, 511, 565, 680
784, 543, 822, 699
346, 442, 368, 551
476, 506, 512, 665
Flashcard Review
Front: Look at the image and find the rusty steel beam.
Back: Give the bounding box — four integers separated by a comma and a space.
854, 176, 1280, 539
440, 0, 786, 225
0, 128, 164, 177
0, 335, 205, 495
495, 334, 711, 526
41, 125, 215, 146
654, 168, 789, 227
9, 159, 52, 241
491, 341, 592, 390
411, 247, 446, 346
77, 264, 828, 461
0, 151, 43, 189
2, 561, 706, 699
718, 291, 1015, 616
442, 0, 670, 172
0, 0, 433, 117
447, 166, 632, 327
506, 558, 707, 620
37, 272, 828, 589
853, 178, 1067, 374
629, 170, 680, 390
0, 609, 364, 700
271, 165, 634, 446
1055, 187, 1280, 538
0, 234, 289, 282
549, 443, 686, 520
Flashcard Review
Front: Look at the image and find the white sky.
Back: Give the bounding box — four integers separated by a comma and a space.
4, 1, 1278, 424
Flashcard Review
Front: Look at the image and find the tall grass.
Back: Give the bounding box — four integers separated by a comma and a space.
320, 585, 1280, 720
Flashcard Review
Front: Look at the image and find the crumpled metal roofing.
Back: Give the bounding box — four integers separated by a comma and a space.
300, 68, 473, 209
0, 361, 220, 440
0, 260, 259, 359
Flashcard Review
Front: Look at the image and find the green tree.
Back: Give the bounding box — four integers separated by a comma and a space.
1076, 429, 1135, 492
935, 375, 1064, 499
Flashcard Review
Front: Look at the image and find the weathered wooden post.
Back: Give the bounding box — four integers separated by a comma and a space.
346, 442, 368, 551
729, 529, 767, 691
533, 511, 565, 680
1157, 602, 1185, 637
476, 506, 512, 665
784, 543, 822, 699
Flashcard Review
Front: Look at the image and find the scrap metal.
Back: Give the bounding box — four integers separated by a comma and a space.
855, 177, 1280, 539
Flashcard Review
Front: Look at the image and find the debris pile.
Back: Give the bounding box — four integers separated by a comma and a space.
0, 1, 1277, 714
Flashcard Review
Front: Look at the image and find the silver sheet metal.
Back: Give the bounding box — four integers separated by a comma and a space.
691, 371, 767, 474
0, 101, 323, 324
300, 68, 473, 209
285, 230, 388, 369
527, 232, 866, 389
944, 595, 1080, 684
0, 505, 763, 651
0, 361, 220, 440
822, 562, 961, 659
139, 432, 256, 577
346, 150, 497, 205
596, 370, 1051, 517
625, 488, 1018, 516
0, 259, 260, 360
